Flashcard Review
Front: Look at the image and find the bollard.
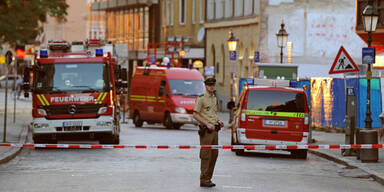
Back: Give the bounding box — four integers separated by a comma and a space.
359, 129, 378, 163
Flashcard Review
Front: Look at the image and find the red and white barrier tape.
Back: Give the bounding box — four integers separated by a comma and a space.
0, 144, 383, 149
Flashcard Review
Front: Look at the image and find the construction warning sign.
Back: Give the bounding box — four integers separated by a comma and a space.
329, 46, 359, 74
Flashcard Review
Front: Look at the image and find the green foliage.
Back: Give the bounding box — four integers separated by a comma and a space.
0, 0, 68, 45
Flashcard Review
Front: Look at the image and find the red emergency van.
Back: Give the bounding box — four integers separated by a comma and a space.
232, 84, 310, 159
129, 66, 205, 129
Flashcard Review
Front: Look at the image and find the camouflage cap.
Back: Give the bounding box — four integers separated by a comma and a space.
204, 77, 216, 85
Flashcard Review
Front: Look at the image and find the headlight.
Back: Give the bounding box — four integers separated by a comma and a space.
175, 107, 186, 113
37, 109, 47, 116
96, 121, 112, 126
98, 107, 108, 114
33, 123, 49, 129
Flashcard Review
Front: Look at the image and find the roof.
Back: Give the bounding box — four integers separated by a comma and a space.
136, 66, 204, 80
247, 86, 305, 93
38, 54, 106, 64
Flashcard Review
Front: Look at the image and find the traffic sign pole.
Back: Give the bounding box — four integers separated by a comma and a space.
3, 51, 12, 143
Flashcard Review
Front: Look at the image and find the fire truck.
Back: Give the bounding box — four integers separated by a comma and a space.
23, 40, 127, 144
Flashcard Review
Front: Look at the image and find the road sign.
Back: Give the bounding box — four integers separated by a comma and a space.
329, 46, 359, 74
362, 47, 375, 64
254, 51, 260, 63
204, 66, 215, 76
229, 51, 237, 61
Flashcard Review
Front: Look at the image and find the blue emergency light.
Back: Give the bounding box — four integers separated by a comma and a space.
40, 49, 48, 58
95, 48, 103, 56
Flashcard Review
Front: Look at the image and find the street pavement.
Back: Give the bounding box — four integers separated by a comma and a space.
0, 92, 384, 186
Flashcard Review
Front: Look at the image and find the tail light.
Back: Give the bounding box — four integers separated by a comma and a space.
239, 90, 249, 128
241, 110, 246, 121
303, 113, 309, 132
304, 113, 309, 125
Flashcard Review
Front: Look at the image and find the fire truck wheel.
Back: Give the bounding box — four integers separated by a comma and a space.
133, 111, 143, 127
99, 134, 115, 144
173, 123, 182, 129
235, 149, 244, 156
164, 112, 173, 129
291, 149, 307, 159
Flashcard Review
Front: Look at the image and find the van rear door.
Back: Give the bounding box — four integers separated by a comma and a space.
244, 89, 307, 142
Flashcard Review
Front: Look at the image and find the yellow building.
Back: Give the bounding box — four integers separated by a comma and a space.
160, 0, 206, 67
205, 0, 260, 110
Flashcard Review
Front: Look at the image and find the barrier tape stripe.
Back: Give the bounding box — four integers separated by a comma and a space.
0, 144, 383, 149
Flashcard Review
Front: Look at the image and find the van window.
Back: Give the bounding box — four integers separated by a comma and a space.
246, 90, 305, 112
169, 80, 204, 96
159, 80, 166, 96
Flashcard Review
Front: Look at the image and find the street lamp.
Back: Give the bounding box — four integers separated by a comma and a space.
228, 31, 238, 124
228, 31, 238, 52
359, 0, 379, 163
362, 2, 378, 129
276, 21, 289, 64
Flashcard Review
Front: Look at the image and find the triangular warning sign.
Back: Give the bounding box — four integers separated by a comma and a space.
329, 46, 359, 74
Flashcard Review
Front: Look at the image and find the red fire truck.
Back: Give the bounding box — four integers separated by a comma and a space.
23, 40, 127, 144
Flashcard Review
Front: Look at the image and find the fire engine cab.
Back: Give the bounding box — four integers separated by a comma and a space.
23, 40, 127, 144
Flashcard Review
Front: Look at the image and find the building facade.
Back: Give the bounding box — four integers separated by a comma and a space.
160, 0, 206, 68
205, 0, 261, 110
259, 0, 366, 75
42, 0, 88, 45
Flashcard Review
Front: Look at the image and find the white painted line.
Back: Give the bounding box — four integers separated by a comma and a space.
222, 185, 253, 189
214, 174, 232, 177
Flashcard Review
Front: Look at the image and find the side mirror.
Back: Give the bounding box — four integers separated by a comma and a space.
120, 68, 128, 88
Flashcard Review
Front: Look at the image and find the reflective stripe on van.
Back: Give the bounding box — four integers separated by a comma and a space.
130, 95, 165, 103
245, 110, 305, 118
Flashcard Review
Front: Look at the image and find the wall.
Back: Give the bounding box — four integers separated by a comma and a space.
161, 0, 205, 47
43, 0, 88, 44
206, 23, 260, 110
260, 0, 366, 65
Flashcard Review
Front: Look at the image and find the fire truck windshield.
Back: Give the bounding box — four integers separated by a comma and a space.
34, 63, 110, 93
169, 80, 204, 96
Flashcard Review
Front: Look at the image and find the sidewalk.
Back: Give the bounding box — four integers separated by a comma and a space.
310, 131, 384, 185
0, 90, 31, 164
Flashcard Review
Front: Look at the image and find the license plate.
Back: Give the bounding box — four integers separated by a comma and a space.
62, 121, 83, 127
263, 120, 286, 127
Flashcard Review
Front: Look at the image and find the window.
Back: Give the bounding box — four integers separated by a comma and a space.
167, 0, 174, 26
200, 0, 204, 23
169, 80, 205, 96
192, 0, 196, 24
179, 0, 186, 25
246, 90, 305, 112
159, 81, 167, 96
171, 0, 174, 25
162, 0, 166, 27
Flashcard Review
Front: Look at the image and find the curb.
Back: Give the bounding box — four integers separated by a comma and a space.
0, 124, 29, 164
309, 149, 384, 185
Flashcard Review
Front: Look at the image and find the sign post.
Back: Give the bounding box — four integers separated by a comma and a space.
329, 46, 360, 156
3, 51, 13, 142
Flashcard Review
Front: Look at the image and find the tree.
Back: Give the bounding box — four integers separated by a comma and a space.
0, 0, 68, 45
